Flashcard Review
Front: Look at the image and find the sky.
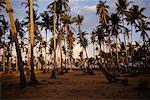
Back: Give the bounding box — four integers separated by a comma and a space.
2, 0, 150, 58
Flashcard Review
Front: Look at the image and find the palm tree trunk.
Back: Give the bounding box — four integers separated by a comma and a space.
29, 0, 38, 84
6, 0, 27, 88
123, 20, 128, 68
3, 47, 5, 72
51, 0, 57, 79
116, 34, 119, 69
131, 23, 133, 68
45, 30, 47, 69
93, 43, 95, 68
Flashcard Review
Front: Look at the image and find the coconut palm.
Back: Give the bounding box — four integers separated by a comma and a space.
126, 5, 147, 67
115, 0, 132, 65
0, 17, 9, 72
90, 30, 96, 58
110, 13, 122, 68
6, 0, 27, 88
40, 11, 53, 68
47, 0, 70, 29
61, 14, 76, 70
96, 0, 109, 25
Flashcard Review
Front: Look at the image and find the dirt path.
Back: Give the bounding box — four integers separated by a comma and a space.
1, 70, 150, 99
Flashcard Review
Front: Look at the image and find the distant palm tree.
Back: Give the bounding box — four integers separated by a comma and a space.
90, 30, 96, 58
116, 0, 132, 65
136, 21, 150, 42
61, 14, 76, 70
126, 5, 147, 66
96, 0, 109, 25
110, 13, 122, 68
1, 18, 9, 72
40, 11, 53, 68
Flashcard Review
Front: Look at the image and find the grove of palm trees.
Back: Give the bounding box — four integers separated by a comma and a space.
1, 0, 150, 99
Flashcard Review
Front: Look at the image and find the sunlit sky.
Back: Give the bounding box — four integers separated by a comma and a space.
3, 0, 150, 58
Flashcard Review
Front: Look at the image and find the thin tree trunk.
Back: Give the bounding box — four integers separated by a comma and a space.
123, 20, 128, 68
29, 0, 38, 84
3, 48, 5, 72
51, 0, 57, 79
45, 30, 47, 69
116, 34, 119, 69
6, 0, 27, 88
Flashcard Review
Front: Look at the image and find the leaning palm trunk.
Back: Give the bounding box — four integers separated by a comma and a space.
29, 0, 38, 84
6, 0, 27, 88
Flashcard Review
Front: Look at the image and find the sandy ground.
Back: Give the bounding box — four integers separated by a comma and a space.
1, 70, 150, 100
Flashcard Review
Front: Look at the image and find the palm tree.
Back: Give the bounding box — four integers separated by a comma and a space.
110, 13, 122, 69
6, 0, 27, 88
115, 0, 132, 65
126, 5, 147, 67
96, 27, 105, 58
74, 14, 84, 35
40, 11, 53, 69
136, 21, 150, 42
51, 0, 57, 79
47, 0, 70, 29
61, 14, 76, 71
29, 0, 38, 84
96, 0, 109, 25
15, 18, 26, 71
1, 18, 9, 72
90, 30, 96, 58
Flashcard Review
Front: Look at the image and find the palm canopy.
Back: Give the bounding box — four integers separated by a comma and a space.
47, 0, 70, 14
15, 18, 26, 39
77, 31, 88, 49
126, 5, 147, 25
136, 21, 150, 41
40, 11, 53, 32
110, 13, 122, 36
115, 0, 132, 15
96, 0, 110, 24
74, 14, 84, 25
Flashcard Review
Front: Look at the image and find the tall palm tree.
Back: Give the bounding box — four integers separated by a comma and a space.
47, 0, 70, 29
110, 13, 122, 68
74, 14, 84, 35
51, 0, 57, 79
1, 18, 9, 72
126, 5, 147, 66
61, 14, 76, 71
6, 0, 27, 88
115, 0, 132, 65
90, 30, 96, 58
40, 11, 53, 69
15, 18, 26, 71
29, 0, 38, 84
96, 0, 109, 25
